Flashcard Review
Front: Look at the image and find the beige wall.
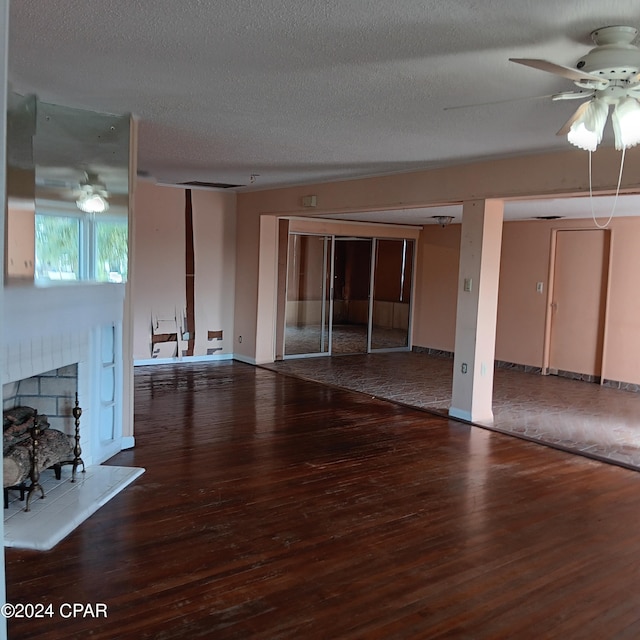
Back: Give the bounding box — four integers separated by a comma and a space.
191, 188, 237, 356
132, 181, 236, 360
495, 221, 551, 365
126, 147, 640, 386
412, 223, 460, 350
236, 148, 640, 365
603, 216, 640, 383
5, 201, 35, 279
413, 215, 640, 386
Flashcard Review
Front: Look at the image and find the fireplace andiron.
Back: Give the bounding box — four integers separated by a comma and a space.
57, 393, 85, 483
53, 393, 86, 484
70, 393, 85, 482
25, 410, 45, 512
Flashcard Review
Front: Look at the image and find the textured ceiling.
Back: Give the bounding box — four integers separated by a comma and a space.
7, 0, 640, 210
314, 195, 640, 226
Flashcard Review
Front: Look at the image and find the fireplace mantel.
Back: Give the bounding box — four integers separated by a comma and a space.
3, 281, 125, 358
2, 281, 127, 465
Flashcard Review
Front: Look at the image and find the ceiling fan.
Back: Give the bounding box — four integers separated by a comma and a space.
510, 25, 640, 151
36, 169, 110, 213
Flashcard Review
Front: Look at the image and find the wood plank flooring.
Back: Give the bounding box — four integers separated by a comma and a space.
5, 361, 640, 639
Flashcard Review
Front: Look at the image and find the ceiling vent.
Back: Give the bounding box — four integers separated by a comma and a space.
179, 181, 244, 189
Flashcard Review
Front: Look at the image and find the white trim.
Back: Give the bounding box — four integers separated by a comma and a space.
121, 436, 135, 450
448, 407, 473, 422
134, 353, 234, 367
233, 354, 257, 365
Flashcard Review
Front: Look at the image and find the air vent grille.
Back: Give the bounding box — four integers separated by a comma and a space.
179, 181, 244, 189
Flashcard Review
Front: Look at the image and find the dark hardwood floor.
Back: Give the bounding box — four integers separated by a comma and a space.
5, 361, 640, 639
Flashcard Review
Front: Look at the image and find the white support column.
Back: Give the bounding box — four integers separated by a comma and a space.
449, 199, 504, 425
255, 215, 279, 364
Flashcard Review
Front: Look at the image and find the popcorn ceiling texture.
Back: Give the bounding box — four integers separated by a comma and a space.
9, 1, 640, 190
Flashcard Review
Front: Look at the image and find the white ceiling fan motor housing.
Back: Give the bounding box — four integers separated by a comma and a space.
575, 26, 640, 83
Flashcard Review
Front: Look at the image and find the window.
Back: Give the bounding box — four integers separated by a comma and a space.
35, 211, 128, 283
35, 215, 80, 280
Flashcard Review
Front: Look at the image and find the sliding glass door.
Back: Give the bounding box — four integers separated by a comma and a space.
370, 239, 413, 351
284, 234, 331, 356
331, 238, 372, 355
283, 232, 414, 358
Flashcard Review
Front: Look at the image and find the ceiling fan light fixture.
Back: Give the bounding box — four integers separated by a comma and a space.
76, 192, 109, 213
567, 99, 608, 152
612, 96, 640, 150
76, 171, 110, 213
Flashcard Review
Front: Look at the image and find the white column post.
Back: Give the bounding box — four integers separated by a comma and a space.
449, 199, 504, 425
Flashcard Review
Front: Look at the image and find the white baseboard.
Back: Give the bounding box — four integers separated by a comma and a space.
121, 436, 135, 450
448, 407, 472, 422
232, 354, 257, 365
134, 353, 234, 367
448, 407, 494, 426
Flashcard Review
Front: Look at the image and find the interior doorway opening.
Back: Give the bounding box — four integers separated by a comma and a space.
282, 232, 414, 359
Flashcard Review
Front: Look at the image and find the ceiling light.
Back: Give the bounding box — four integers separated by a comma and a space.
611, 96, 640, 150
76, 192, 109, 213
432, 215, 454, 227
566, 96, 640, 152
567, 98, 608, 152
76, 171, 109, 213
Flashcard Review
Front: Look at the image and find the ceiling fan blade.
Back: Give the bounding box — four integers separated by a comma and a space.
556, 102, 591, 136
443, 94, 553, 111
551, 90, 595, 101
510, 58, 606, 84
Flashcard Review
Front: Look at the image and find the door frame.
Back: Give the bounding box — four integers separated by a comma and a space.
281, 231, 416, 359
542, 226, 613, 381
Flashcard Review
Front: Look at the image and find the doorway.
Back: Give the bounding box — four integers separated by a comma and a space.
283, 234, 414, 358
548, 229, 610, 379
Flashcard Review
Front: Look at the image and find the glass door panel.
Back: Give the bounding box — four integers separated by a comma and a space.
331, 238, 372, 354
284, 234, 330, 356
371, 239, 413, 350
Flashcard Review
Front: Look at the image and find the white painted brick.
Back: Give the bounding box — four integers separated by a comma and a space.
57, 396, 75, 418
6, 344, 20, 378
16, 377, 39, 396
57, 364, 77, 378
3, 381, 19, 399
47, 416, 72, 434
39, 377, 76, 398
17, 396, 57, 415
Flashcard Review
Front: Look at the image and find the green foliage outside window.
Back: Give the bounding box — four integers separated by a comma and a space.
35, 215, 79, 280
35, 214, 128, 282
96, 220, 128, 282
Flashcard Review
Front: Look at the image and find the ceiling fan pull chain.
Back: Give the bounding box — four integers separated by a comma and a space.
591, 147, 626, 229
